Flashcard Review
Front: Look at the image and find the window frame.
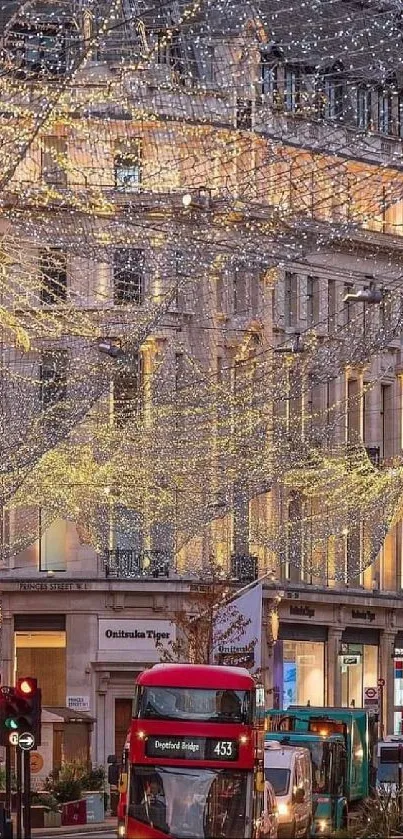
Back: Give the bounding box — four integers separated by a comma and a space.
284, 65, 301, 113
377, 89, 393, 135
356, 86, 372, 131
113, 248, 145, 306
114, 140, 142, 191
39, 248, 68, 306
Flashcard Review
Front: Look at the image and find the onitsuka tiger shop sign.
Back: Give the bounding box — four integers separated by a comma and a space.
98, 619, 174, 657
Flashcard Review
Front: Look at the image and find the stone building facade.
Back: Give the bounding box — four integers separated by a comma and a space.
1, 0, 403, 770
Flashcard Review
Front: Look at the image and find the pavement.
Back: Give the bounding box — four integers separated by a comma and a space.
29, 815, 116, 837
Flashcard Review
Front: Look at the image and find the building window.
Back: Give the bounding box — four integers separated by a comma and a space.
327, 279, 337, 332
39, 514, 67, 571
201, 45, 215, 83
39, 249, 67, 305
113, 354, 142, 427
284, 66, 300, 112
113, 248, 144, 305
41, 136, 67, 186
236, 98, 252, 130
233, 265, 247, 315
157, 29, 185, 84
217, 356, 223, 383
306, 275, 319, 327
114, 140, 142, 190
169, 249, 185, 311
261, 60, 278, 96
340, 644, 378, 708
284, 271, 298, 326
281, 494, 303, 582
347, 378, 362, 443
381, 382, 393, 459
282, 641, 325, 708
343, 283, 353, 325
398, 96, 403, 139
8, 24, 68, 75
323, 77, 343, 119
40, 351, 68, 409
357, 87, 371, 130
394, 656, 403, 733
378, 90, 392, 134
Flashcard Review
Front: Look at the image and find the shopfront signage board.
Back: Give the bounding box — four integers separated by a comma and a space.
98, 619, 174, 655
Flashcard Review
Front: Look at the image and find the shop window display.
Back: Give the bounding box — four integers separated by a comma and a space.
394, 659, 403, 734
282, 641, 325, 708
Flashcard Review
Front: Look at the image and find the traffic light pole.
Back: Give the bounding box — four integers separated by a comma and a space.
23, 750, 31, 839
4, 745, 11, 824
16, 747, 22, 839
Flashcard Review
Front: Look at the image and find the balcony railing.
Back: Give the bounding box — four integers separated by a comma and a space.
104, 548, 172, 579
230, 554, 258, 583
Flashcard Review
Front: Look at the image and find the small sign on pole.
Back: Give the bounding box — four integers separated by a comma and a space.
18, 732, 35, 752
364, 686, 380, 711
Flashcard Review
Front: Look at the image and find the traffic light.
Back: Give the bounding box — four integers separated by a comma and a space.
15, 677, 41, 746
0, 679, 41, 747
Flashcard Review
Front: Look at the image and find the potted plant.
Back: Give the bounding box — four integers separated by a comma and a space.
44, 763, 83, 804
45, 763, 87, 827
31, 793, 61, 829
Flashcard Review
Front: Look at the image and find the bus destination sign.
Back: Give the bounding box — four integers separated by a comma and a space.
145, 736, 239, 762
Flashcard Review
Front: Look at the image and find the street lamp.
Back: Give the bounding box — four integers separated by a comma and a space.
273, 333, 305, 354
343, 282, 383, 304
97, 337, 126, 360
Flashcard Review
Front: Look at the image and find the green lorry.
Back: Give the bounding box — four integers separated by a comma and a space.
265, 706, 378, 836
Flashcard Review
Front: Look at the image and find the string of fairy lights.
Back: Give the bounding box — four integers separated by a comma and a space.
2, 0, 403, 580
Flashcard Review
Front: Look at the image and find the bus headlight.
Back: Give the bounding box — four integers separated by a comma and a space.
277, 802, 289, 817
318, 820, 329, 833
118, 823, 125, 838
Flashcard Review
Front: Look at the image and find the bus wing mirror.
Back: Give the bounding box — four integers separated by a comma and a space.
119, 773, 128, 795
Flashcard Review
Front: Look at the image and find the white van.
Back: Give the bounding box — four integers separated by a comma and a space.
264, 742, 312, 839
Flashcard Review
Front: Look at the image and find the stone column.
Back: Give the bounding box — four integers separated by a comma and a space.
96, 671, 110, 765
0, 611, 14, 686
379, 630, 396, 736
262, 599, 277, 710
327, 628, 344, 707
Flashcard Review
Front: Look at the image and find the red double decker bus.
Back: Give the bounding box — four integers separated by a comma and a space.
124, 663, 262, 839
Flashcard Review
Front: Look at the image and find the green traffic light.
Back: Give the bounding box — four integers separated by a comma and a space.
5, 718, 18, 730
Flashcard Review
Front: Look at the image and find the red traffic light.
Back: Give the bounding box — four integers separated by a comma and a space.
16, 677, 37, 697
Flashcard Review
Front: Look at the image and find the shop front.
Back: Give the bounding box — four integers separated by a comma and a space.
94, 617, 175, 764
393, 632, 403, 734
338, 628, 379, 709
273, 623, 327, 709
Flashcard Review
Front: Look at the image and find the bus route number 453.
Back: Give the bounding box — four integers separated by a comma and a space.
213, 741, 234, 757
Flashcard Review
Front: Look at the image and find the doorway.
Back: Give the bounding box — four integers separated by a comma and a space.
115, 698, 132, 760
